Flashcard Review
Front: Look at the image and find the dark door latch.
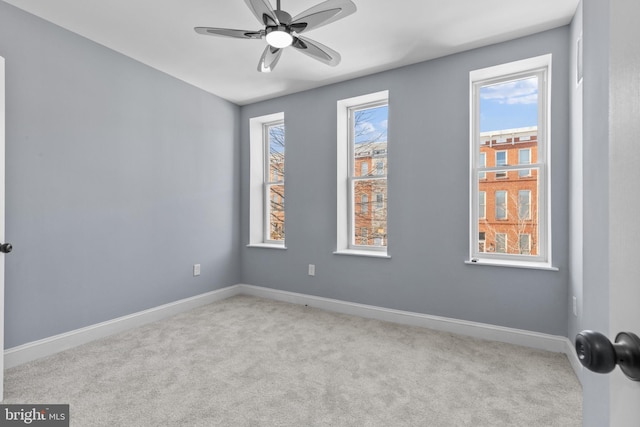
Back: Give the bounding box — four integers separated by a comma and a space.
575, 330, 640, 381
0, 243, 12, 254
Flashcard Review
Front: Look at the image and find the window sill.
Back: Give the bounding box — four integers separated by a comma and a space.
247, 243, 287, 250
334, 249, 391, 259
464, 258, 558, 271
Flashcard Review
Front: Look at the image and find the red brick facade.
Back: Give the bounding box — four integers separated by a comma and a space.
478, 127, 538, 255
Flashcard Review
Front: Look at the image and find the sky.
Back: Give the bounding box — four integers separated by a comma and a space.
479, 76, 539, 133
354, 105, 388, 144
352, 77, 538, 140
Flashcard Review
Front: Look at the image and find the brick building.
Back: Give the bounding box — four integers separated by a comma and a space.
354, 141, 388, 247
478, 127, 538, 255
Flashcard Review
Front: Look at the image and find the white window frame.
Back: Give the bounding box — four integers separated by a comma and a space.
248, 112, 286, 249
468, 54, 554, 270
336, 91, 390, 258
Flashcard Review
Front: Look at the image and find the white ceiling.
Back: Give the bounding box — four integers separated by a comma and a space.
3, 0, 579, 105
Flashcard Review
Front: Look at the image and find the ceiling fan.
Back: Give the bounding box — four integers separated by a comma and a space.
195, 0, 357, 72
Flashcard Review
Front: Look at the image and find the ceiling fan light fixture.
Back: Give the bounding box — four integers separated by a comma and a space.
265, 26, 293, 48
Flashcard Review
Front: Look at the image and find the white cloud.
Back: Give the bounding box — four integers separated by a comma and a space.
480, 77, 538, 105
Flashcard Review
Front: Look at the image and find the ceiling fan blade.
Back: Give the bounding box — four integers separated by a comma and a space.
257, 45, 284, 72
244, 0, 279, 26
292, 35, 341, 66
194, 27, 264, 40
290, 0, 356, 34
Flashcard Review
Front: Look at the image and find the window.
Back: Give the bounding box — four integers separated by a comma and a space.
336, 91, 390, 257
495, 151, 507, 178
361, 194, 369, 214
495, 233, 507, 253
519, 234, 531, 255
249, 112, 286, 248
479, 191, 486, 219
470, 55, 552, 267
495, 190, 507, 220
360, 228, 368, 245
360, 161, 369, 176
519, 148, 531, 177
518, 190, 531, 220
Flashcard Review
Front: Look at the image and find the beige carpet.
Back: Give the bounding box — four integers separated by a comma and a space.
4, 295, 582, 426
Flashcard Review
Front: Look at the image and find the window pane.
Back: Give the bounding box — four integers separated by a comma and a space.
519, 234, 531, 255
495, 233, 507, 253
359, 161, 369, 176
495, 191, 507, 220
477, 168, 539, 256
480, 76, 538, 132
267, 183, 285, 241
351, 103, 388, 249
519, 148, 531, 177
266, 122, 285, 242
353, 179, 387, 248
518, 190, 531, 220
268, 123, 285, 182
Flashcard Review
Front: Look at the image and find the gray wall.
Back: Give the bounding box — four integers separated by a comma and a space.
0, 2, 241, 348
240, 27, 571, 336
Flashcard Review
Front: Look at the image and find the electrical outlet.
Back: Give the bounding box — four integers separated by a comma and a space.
193, 264, 201, 277
573, 296, 577, 317
308, 264, 315, 276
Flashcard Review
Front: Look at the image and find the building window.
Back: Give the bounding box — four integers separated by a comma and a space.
495, 233, 507, 253
495, 190, 507, 220
249, 112, 286, 248
479, 232, 486, 252
495, 151, 507, 178
519, 148, 531, 177
360, 228, 368, 245
518, 190, 531, 220
360, 161, 369, 176
479, 152, 486, 180
479, 191, 486, 219
361, 194, 369, 214
337, 91, 389, 257
470, 54, 551, 266
519, 234, 531, 255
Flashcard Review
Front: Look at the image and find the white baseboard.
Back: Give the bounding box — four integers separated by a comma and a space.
237, 284, 583, 381
4, 285, 242, 369
4, 282, 583, 384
